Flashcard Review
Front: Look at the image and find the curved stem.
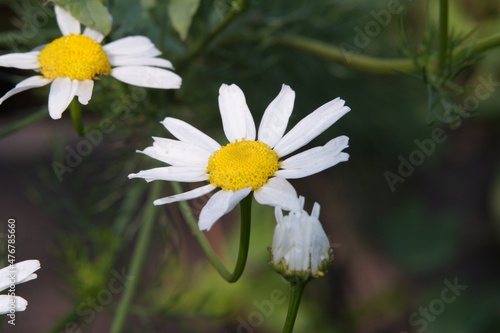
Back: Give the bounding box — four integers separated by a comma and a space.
438, 0, 449, 74
282, 282, 307, 333
0, 107, 48, 138
110, 181, 162, 333
230, 192, 252, 282
70, 99, 84, 136
236, 35, 415, 74
453, 31, 500, 57
230, 30, 500, 74
171, 182, 252, 283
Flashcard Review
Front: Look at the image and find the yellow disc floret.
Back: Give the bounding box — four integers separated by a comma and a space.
39, 34, 111, 80
207, 140, 280, 191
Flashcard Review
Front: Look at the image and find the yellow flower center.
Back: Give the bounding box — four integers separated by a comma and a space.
207, 140, 280, 191
39, 34, 111, 80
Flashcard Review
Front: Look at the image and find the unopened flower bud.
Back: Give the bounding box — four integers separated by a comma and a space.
270, 197, 333, 283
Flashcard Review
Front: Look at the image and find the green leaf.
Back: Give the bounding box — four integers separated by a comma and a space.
51, 0, 112, 36
167, 0, 201, 41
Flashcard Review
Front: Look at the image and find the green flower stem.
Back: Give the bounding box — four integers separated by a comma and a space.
70, 99, 84, 136
241, 35, 415, 74
230, 31, 500, 74
438, 0, 449, 74
453, 31, 500, 57
0, 107, 48, 138
110, 181, 162, 333
171, 181, 252, 283
282, 282, 307, 333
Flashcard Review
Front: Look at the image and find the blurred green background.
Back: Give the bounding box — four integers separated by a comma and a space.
0, 0, 499, 332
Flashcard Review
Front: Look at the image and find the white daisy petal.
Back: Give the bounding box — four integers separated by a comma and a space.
0, 260, 40, 291
276, 152, 349, 179
0, 51, 40, 70
108, 56, 174, 69
145, 137, 211, 166
0, 76, 51, 105
48, 78, 79, 119
154, 184, 216, 205
276, 136, 349, 178
198, 187, 251, 231
55, 5, 81, 36
137, 146, 171, 165
218, 84, 256, 142
279, 136, 349, 169
311, 201, 320, 219
0, 296, 27, 314
103, 36, 157, 56
83, 27, 105, 43
258, 84, 295, 148
128, 166, 208, 183
75, 79, 94, 105
273, 98, 350, 157
254, 177, 300, 211
106, 49, 161, 65
161, 117, 220, 153
111, 66, 182, 89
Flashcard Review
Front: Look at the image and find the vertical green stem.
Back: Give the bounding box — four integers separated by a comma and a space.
438, 0, 449, 75
70, 99, 84, 136
171, 182, 252, 283
110, 181, 162, 333
282, 282, 307, 333
228, 193, 252, 282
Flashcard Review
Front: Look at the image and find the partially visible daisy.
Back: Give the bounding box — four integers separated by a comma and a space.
129, 83, 350, 231
0, 5, 181, 119
270, 196, 333, 282
0, 260, 41, 314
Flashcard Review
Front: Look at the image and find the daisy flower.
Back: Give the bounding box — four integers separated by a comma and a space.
0, 260, 41, 314
270, 196, 333, 281
0, 5, 181, 119
129, 84, 350, 231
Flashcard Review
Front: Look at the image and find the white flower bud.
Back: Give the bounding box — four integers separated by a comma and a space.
270, 197, 333, 282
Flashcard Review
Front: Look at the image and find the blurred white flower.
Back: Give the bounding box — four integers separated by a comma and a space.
129, 83, 350, 231
0, 5, 181, 119
0, 260, 41, 314
271, 197, 333, 281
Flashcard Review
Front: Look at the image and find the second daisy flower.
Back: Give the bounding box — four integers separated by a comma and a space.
129, 84, 350, 230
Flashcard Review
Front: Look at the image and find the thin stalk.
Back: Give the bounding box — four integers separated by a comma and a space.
228, 31, 500, 75
70, 99, 84, 136
438, 0, 449, 75
282, 282, 307, 333
240, 35, 415, 74
110, 181, 162, 333
0, 108, 47, 138
453, 31, 500, 57
171, 182, 252, 283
